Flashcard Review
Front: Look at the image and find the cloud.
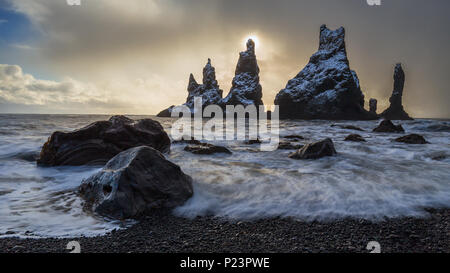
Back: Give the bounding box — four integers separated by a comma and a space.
0, 19, 7, 25
0, 63, 186, 114
0, 64, 107, 105
2, 0, 450, 117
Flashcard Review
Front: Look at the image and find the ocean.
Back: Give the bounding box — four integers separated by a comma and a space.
0, 114, 449, 238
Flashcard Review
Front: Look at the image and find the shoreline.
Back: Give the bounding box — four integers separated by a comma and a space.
1, 208, 449, 253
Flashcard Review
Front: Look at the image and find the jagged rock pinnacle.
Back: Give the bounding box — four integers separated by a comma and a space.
221, 38, 263, 107
157, 59, 223, 117
380, 63, 413, 120
274, 25, 376, 120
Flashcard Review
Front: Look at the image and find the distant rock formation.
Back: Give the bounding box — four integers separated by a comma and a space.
221, 39, 263, 107
157, 59, 223, 117
274, 25, 376, 120
380, 64, 413, 120
369, 98, 378, 115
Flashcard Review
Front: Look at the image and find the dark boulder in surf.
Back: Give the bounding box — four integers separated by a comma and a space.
184, 143, 232, 155
373, 120, 405, 133
38, 115, 170, 166
289, 138, 337, 159
79, 146, 193, 219
344, 134, 366, 142
395, 134, 429, 144
278, 142, 304, 150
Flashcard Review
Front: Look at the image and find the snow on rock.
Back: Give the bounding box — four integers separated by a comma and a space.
157, 59, 223, 117
380, 63, 413, 120
274, 25, 377, 120
220, 39, 263, 107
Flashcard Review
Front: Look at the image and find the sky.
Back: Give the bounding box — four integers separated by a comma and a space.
0, 0, 449, 118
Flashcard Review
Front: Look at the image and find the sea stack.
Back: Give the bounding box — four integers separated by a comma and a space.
380, 63, 413, 120
221, 39, 263, 108
369, 98, 378, 115
274, 25, 376, 120
157, 59, 223, 117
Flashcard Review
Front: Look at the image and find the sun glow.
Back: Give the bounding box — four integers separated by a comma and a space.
244, 35, 260, 49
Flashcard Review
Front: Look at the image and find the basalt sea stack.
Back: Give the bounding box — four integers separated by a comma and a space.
380, 63, 413, 120
221, 39, 263, 108
274, 25, 376, 120
157, 59, 223, 117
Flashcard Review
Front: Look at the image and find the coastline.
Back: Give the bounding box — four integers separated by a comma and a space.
1, 208, 449, 253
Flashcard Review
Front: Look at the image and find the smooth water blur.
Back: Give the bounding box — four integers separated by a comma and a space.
0, 114, 449, 238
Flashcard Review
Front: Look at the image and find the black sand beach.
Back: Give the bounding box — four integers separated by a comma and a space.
1, 208, 448, 253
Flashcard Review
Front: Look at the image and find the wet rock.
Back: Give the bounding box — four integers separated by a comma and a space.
331, 124, 364, 131
172, 137, 202, 145
158, 59, 223, 117
395, 134, 429, 144
289, 138, 337, 159
283, 134, 305, 140
274, 25, 376, 120
380, 64, 413, 120
38, 116, 171, 166
369, 98, 378, 114
184, 143, 232, 155
245, 139, 262, 145
278, 142, 304, 150
221, 39, 263, 107
79, 146, 193, 219
373, 120, 405, 133
344, 134, 366, 142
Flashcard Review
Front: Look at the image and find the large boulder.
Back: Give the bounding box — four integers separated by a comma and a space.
79, 146, 193, 219
221, 39, 263, 107
380, 64, 413, 120
274, 25, 376, 120
289, 138, 337, 159
157, 59, 223, 117
373, 119, 405, 133
38, 116, 170, 166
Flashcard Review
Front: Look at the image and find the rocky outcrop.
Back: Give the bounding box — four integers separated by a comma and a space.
38, 116, 170, 166
221, 39, 263, 107
344, 134, 366, 142
331, 124, 364, 131
79, 146, 193, 219
369, 98, 378, 115
283, 134, 305, 140
157, 59, 223, 117
395, 134, 429, 144
289, 138, 337, 159
274, 25, 376, 120
184, 143, 232, 155
380, 64, 413, 120
373, 120, 405, 133
278, 142, 304, 150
